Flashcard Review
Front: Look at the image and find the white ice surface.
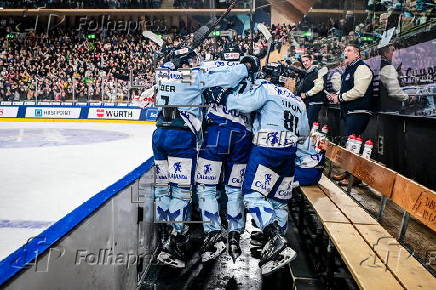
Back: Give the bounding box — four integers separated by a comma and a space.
0, 121, 155, 261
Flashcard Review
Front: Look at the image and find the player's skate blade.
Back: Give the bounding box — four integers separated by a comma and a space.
260, 247, 296, 276
228, 231, 242, 262
228, 244, 241, 263
157, 252, 186, 268
201, 240, 226, 262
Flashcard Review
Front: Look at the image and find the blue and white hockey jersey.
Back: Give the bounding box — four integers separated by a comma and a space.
227, 80, 310, 147
201, 61, 252, 131
155, 61, 249, 134
295, 136, 324, 169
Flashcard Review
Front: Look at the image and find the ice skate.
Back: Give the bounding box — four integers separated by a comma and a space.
259, 223, 296, 276
250, 246, 262, 259
228, 231, 242, 263
250, 230, 266, 247
201, 230, 226, 262
157, 233, 187, 268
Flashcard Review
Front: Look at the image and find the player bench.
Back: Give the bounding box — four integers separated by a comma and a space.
294, 142, 435, 289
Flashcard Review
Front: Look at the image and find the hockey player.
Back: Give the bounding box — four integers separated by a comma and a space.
222, 63, 310, 275
153, 45, 258, 268
195, 48, 257, 263
250, 134, 326, 253
250, 134, 326, 250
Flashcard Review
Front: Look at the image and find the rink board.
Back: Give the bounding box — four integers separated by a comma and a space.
0, 121, 156, 287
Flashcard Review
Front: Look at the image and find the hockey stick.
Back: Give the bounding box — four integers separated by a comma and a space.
142, 31, 164, 48
191, 0, 242, 49
257, 23, 273, 65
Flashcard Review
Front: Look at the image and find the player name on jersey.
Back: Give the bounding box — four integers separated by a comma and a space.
281, 100, 303, 113
160, 85, 176, 93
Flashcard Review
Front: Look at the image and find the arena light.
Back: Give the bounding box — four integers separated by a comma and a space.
6, 33, 14, 39
360, 36, 374, 42
87, 34, 96, 39
303, 31, 312, 37
211, 31, 221, 37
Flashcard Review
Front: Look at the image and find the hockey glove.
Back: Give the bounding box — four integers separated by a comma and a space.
204, 87, 233, 106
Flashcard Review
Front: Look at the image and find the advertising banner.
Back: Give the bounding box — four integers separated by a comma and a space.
25, 107, 81, 119
88, 108, 141, 120
145, 108, 158, 121
0, 106, 19, 118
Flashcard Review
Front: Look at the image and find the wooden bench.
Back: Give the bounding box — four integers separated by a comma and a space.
325, 141, 436, 233
296, 141, 436, 289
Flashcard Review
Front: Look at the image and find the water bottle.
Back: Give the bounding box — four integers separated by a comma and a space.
316, 125, 329, 152
346, 134, 356, 151
321, 125, 329, 136
353, 136, 363, 154
310, 122, 320, 135
361, 140, 374, 160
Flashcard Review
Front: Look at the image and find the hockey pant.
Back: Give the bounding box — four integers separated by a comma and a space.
152, 128, 197, 234
242, 145, 296, 233
294, 167, 323, 186
196, 124, 252, 233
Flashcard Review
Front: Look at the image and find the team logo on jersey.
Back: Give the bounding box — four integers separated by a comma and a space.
154, 160, 169, 185
228, 164, 246, 187
168, 157, 191, 185
275, 177, 294, 200
267, 132, 280, 145
196, 158, 221, 185
203, 164, 212, 174
174, 162, 182, 173
265, 174, 272, 185
252, 165, 279, 196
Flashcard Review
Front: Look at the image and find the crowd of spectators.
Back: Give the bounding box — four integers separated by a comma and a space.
288, 0, 435, 66
0, 0, 162, 9
0, 30, 161, 102
0, 0, 433, 102
0, 0, 254, 9
0, 24, 283, 102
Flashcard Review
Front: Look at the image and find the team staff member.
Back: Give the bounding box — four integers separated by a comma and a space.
327, 43, 374, 185
327, 44, 374, 136
297, 54, 325, 127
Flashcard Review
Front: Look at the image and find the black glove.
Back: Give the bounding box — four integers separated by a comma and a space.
240, 55, 260, 75
192, 26, 210, 49
204, 87, 233, 106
